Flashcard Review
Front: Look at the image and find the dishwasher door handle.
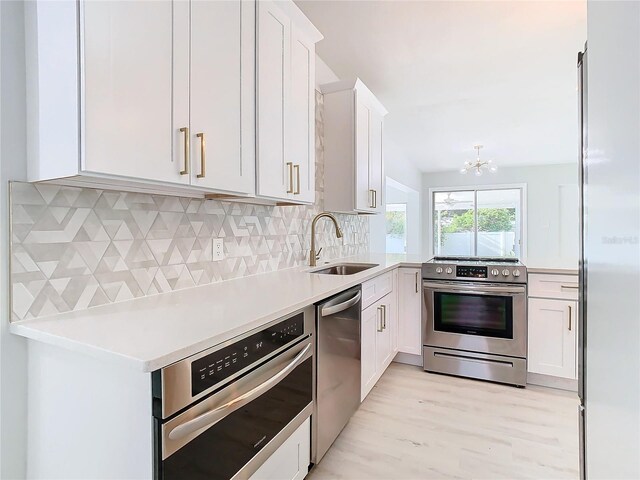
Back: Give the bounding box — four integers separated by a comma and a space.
168, 342, 312, 441
321, 291, 362, 317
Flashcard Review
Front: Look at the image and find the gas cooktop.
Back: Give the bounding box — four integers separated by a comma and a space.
422, 256, 527, 283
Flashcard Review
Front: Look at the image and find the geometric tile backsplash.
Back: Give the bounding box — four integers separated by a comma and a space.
9, 92, 369, 321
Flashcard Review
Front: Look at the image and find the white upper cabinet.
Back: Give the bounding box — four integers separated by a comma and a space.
81, 1, 181, 185
188, 0, 255, 194
321, 79, 388, 214
256, 0, 321, 204
26, 0, 255, 197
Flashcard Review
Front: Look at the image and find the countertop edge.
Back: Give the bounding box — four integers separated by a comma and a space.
10, 258, 423, 372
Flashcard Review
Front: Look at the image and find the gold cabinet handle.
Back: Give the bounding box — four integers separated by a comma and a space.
286, 162, 294, 193
179, 127, 189, 175
196, 133, 206, 178
369, 189, 375, 208
374, 190, 377, 209
294, 164, 300, 194
568, 305, 572, 331
377, 306, 383, 332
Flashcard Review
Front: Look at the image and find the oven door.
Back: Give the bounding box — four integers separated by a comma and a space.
157, 338, 313, 480
423, 281, 527, 358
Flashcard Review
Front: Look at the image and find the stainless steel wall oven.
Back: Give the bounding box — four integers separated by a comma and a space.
152, 307, 314, 480
422, 257, 527, 386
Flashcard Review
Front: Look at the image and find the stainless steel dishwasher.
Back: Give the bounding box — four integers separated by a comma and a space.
314, 286, 362, 463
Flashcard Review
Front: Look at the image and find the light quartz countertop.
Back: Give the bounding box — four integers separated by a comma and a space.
527, 267, 579, 275
10, 253, 424, 372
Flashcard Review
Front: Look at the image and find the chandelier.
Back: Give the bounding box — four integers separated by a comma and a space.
460, 145, 497, 176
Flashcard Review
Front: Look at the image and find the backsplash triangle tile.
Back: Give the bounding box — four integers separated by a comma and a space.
9, 91, 369, 321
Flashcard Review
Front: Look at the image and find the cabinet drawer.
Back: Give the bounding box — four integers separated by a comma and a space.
249, 417, 310, 480
361, 271, 393, 309
528, 273, 579, 300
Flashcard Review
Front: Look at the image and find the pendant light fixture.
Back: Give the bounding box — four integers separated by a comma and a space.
460, 145, 497, 176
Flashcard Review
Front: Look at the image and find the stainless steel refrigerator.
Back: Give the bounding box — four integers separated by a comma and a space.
576, 43, 587, 480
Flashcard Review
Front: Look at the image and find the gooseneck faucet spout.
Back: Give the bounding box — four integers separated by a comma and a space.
309, 212, 343, 267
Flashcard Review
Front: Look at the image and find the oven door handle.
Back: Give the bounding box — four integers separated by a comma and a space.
423, 281, 526, 295
168, 342, 312, 441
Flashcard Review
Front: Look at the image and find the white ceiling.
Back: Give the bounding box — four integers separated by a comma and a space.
296, 0, 586, 173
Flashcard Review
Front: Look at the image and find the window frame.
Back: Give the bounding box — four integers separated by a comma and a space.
428, 184, 527, 262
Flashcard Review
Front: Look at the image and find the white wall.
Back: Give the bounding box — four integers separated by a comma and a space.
0, 1, 28, 478
585, 1, 640, 478
422, 163, 579, 268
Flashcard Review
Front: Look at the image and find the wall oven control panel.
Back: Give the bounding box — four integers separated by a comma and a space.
456, 265, 488, 278
191, 314, 304, 396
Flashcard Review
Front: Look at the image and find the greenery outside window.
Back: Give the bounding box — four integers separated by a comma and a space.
432, 187, 524, 258
386, 203, 407, 254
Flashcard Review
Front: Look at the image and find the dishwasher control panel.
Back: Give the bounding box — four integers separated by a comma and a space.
190, 313, 304, 396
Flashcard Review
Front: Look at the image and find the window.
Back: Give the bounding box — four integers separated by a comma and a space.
386, 203, 407, 253
432, 187, 524, 259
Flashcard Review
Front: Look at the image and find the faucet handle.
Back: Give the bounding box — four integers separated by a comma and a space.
315, 247, 323, 260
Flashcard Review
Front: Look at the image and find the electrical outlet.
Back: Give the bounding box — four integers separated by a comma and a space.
212, 238, 224, 261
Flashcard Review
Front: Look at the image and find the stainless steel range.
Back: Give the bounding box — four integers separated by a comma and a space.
422, 257, 527, 387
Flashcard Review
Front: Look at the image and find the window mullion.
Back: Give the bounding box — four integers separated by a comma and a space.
473, 189, 478, 256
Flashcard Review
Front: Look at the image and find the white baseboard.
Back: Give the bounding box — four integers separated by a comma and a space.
527, 372, 578, 392
393, 352, 422, 367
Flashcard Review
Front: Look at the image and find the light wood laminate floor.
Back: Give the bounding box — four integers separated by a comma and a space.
310, 363, 579, 480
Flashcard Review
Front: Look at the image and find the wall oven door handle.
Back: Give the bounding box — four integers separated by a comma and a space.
168, 342, 312, 441
423, 281, 525, 295
321, 291, 361, 316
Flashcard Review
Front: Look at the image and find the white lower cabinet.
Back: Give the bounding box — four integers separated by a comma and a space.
397, 267, 422, 355
528, 297, 578, 380
250, 418, 310, 480
361, 291, 396, 401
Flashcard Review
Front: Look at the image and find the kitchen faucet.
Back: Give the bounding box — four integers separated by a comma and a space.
309, 212, 343, 267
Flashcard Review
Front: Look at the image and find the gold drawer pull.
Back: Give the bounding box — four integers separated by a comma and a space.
568, 305, 572, 331
196, 133, 206, 178
179, 127, 189, 175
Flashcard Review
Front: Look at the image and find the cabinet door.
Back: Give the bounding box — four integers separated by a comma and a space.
528, 298, 578, 379
361, 302, 379, 401
368, 109, 384, 213
256, 0, 290, 200
354, 95, 372, 212
249, 418, 310, 480
82, 1, 187, 185
190, 0, 254, 194
398, 268, 423, 355
288, 26, 315, 203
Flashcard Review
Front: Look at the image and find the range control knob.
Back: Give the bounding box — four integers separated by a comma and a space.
513, 269, 521, 277
502, 269, 510, 277
445, 267, 453, 274
491, 268, 499, 276
435, 267, 443, 274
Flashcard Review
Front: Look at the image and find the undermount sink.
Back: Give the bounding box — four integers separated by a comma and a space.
310, 263, 379, 275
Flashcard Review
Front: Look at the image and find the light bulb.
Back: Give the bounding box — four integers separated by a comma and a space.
475, 168, 483, 176
489, 165, 498, 173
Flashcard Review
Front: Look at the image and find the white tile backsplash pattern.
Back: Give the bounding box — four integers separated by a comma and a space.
10, 92, 369, 321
